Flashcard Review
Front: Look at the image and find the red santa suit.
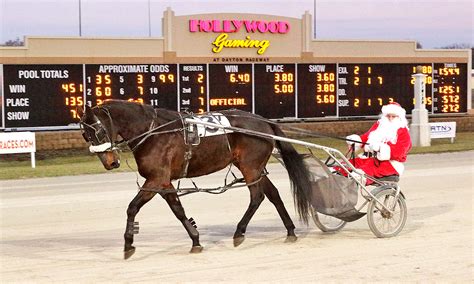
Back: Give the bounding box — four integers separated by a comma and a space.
345, 103, 412, 185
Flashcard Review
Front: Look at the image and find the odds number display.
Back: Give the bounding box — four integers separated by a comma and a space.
0, 63, 468, 129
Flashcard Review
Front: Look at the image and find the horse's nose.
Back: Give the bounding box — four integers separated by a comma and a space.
111, 160, 121, 169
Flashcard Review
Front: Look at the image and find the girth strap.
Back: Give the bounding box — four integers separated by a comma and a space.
179, 111, 194, 178
181, 145, 193, 178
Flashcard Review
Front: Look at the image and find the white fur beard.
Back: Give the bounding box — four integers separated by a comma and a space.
368, 116, 402, 144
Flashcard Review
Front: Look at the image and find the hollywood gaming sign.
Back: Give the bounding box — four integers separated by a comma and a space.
189, 19, 291, 55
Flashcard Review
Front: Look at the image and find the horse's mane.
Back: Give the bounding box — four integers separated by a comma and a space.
153, 108, 180, 122
99, 100, 155, 120
99, 99, 180, 123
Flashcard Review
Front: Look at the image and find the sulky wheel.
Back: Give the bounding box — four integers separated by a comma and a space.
367, 188, 407, 238
311, 206, 346, 232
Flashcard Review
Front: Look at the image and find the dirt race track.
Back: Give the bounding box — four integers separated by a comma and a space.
1, 151, 473, 282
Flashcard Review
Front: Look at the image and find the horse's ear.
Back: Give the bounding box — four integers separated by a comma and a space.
76, 105, 85, 118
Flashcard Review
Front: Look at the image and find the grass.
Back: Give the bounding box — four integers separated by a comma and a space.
1, 132, 473, 180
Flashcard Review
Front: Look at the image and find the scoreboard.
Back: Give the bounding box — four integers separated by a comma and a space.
209, 64, 253, 113
85, 64, 178, 110
2, 65, 83, 128
0, 62, 469, 129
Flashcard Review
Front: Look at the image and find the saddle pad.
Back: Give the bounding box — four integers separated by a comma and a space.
192, 113, 233, 137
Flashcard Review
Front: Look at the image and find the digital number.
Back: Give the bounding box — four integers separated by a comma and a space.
411, 76, 433, 84
62, 83, 83, 93
442, 95, 460, 104
274, 84, 294, 94
95, 75, 111, 85
230, 73, 250, 83
197, 74, 204, 83
354, 98, 394, 107
316, 83, 335, 92
198, 97, 205, 106
316, 94, 335, 104
438, 67, 460, 76
413, 66, 433, 74
127, 98, 144, 104
65, 96, 83, 106
158, 74, 175, 83
70, 109, 80, 119
95, 87, 112, 97
438, 86, 460, 94
354, 66, 359, 75
442, 104, 460, 112
316, 73, 335, 81
137, 74, 144, 84
274, 73, 294, 82
412, 97, 432, 105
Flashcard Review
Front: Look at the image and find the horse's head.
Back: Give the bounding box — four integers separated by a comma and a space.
79, 105, 121, 170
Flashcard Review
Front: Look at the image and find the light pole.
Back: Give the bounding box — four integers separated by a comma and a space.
148, 0, 151, 37
313, 0, 316, 38
79, 0, 82, 36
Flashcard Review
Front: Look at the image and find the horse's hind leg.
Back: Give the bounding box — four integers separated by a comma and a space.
233, 178, 265, 247
161, 189, 203, 253
124, 189, 156, 260
261, 176, 297, 242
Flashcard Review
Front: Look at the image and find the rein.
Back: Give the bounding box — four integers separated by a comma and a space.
116, 113, 193, 152
88, 106, 364, 155
218, 112, 365, 145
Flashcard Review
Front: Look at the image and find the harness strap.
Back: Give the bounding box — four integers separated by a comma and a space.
138, 173, 267, 196
178, 112, 193, 178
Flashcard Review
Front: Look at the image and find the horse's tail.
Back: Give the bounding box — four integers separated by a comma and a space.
270, 124, 313, 224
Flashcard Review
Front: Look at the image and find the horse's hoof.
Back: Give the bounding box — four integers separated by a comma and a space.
190, 246, 203, 253
124, 246, 136, 260
285, 235, 298, 243
233, 236, 245, 247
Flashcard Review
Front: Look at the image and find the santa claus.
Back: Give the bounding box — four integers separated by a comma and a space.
345, 102, 412, 184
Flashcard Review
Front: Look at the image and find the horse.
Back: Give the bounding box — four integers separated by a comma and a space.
79, 100, 313, 259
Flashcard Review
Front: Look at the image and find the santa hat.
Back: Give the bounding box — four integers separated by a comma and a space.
381, 102, 406, 118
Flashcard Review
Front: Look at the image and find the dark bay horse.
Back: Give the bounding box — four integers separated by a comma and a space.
79, 100, 312, 259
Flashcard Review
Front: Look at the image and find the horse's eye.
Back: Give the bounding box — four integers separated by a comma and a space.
83, 131, 95, 142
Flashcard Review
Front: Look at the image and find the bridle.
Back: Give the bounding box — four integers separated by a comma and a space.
80, 106, 120, 154
80, 105, 184, 154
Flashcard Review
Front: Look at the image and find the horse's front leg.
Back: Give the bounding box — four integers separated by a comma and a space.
123, 182, 157, 260
161, 187, 203, 253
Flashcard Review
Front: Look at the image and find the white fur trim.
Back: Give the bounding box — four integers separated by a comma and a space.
370, 141, 381, 152
89, 142, 112, 153
382, 104, 406, 118
346, 134, 362, 151
390, 160, 405, 175
377, 144, 391, 161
